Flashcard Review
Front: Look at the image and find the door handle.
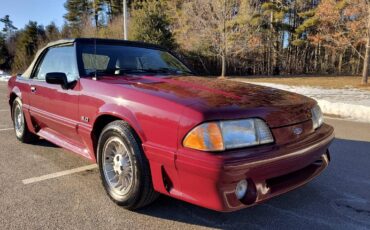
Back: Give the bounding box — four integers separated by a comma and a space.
30, 86, 36, 93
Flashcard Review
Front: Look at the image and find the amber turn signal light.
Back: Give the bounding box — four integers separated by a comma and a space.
183, 122, 225, 151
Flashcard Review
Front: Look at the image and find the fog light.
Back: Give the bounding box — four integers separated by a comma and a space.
235, 179, 248, 200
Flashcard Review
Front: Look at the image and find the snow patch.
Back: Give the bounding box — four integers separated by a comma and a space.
318, 99, 370, 123
238, 81, 370, 123
0, 75, 11, 82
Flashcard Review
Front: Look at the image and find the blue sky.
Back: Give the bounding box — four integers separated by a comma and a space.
0, 0, 66, 29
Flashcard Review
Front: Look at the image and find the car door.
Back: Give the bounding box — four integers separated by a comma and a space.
29, 45, 81, 141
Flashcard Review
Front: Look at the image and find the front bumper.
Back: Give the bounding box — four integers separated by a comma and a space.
174, 124, 334, 212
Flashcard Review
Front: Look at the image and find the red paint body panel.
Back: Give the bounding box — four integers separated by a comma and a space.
7, 47, 334, 212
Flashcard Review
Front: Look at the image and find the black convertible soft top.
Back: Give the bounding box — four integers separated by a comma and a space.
22, 38, 167, 78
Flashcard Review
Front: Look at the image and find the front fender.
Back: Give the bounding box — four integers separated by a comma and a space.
94, 103, 147, 142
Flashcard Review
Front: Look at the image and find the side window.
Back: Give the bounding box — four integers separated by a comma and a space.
34, 46, 78, 82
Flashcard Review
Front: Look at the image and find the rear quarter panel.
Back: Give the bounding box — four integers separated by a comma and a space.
8, 76, 31, 105
8, 76, 35, 132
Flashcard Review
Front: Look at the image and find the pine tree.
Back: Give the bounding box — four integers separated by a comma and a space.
64, 0, 93, 36
0, 15, 15, 70
106, 0, 124, 20
0, 15, 17, 38
0, 33, 10, 69
45, 22, 61, 42
129, 0, 176, 49
13, 21, 41, 72
259, 0, 291, 75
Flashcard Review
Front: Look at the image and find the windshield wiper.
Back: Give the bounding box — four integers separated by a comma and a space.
87, 67, 193, 76
143, 68, 193, 75
115, 67, 179, 74
87, 68, 146, 76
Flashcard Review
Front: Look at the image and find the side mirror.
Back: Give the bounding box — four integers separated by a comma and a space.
45, 72, 69, 89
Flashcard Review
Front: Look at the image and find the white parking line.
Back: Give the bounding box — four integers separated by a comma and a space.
0, 109, 9, 112
0, 128, 13, 131
22, 164, 98, 185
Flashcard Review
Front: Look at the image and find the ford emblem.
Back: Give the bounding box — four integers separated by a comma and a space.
293, 127, 303, 135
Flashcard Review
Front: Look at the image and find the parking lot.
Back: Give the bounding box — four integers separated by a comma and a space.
0, 82, 370, 230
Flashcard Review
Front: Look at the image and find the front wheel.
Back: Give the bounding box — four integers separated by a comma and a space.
97, 120, 158, 210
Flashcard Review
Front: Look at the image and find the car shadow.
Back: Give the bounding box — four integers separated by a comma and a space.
138, 186, 327, 229
31, 138, 60, 148
137, 138, 370, 229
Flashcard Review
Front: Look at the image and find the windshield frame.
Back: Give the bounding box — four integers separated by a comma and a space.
76, 42, 194, 78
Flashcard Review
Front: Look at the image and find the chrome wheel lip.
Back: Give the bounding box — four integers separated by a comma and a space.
14, 104, 24, 137
102, 136, 134, 197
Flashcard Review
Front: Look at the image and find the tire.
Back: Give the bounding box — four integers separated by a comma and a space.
97, 120, 158, 210
12, 98, 38, 143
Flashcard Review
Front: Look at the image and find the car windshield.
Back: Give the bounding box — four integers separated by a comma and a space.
77, 44, 192, 77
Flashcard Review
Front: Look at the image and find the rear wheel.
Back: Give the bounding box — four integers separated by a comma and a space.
12, 98, 38, 143
97, 120, 158, 210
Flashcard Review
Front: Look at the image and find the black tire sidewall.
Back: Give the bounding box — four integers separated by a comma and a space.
97, 123, 143, 207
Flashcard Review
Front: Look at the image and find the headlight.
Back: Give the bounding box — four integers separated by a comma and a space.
311, 105, 323, 129
183, 119, 274, 151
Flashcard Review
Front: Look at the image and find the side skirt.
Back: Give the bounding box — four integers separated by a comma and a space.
37, 128, 92, 160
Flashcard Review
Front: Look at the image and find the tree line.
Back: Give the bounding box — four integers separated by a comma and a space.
0, 0, 369, 84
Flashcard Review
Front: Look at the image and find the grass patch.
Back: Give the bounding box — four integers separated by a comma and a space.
234, 75, 370, 91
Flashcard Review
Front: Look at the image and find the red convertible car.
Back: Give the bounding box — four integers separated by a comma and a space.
7, 38, 334, 212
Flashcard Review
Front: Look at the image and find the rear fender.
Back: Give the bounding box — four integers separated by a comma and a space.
10, 86, 37, 134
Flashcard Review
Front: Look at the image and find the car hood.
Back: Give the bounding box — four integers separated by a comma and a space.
101, 75, 316, 128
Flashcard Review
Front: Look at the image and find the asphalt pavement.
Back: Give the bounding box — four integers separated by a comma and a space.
0, 82, 369, 230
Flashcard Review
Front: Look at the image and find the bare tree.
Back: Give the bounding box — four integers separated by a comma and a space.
362, 2, 370, 84
176, 0, 256, 77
